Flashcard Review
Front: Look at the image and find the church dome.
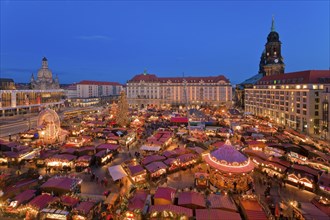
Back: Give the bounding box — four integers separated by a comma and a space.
37, 67, 53, 79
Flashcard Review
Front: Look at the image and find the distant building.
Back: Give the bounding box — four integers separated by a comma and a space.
126, 71, 232, 108
67, 80, 123, 107
236, 17, 285, 109
30, 57, 60, 90
76, 80, 122, 98
0, 78, 16, 90
245, 70, 330, 140
0, 57, 64, 117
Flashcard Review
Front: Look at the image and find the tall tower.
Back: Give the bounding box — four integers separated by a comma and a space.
259, 17, 285, 76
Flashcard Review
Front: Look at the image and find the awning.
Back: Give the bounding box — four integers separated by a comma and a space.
108, 165, 127, 181
140, 145, 161, 152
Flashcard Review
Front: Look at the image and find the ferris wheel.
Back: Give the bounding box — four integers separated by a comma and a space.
37, 108, 61, 143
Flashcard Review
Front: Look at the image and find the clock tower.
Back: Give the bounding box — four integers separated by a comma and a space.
259, 17, 285, 76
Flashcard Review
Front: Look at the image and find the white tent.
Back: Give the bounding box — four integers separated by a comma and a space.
140, 145, 161, 152
108, 165, 127, 181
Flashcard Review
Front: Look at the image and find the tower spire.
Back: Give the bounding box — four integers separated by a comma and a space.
271, 15, 275, 32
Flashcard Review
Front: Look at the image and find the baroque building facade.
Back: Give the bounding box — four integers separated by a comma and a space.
126, 72, 232, 108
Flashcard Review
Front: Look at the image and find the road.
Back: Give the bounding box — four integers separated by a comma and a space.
0, 107, 103, 138
0, 116, 39, 137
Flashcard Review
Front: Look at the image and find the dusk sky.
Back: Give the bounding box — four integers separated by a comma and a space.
1, 1, 329, 85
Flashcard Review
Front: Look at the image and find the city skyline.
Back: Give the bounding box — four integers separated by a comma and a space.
1, 1, 329, 85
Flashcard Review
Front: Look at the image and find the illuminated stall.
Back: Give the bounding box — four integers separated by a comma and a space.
45, 154, 76, 169
128, 165, 147, 183
145, 161, 167, 178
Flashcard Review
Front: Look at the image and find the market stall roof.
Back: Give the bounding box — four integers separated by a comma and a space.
189, 147, 205, 154
195, 209, 241, 220
128, 165, 146, 176
77, 155, 92, 162
170, 117, 188, 123
28, 194, 56, 210
75, 201, 96, 215
97, 143, 120, 151
145, 161, 167, 173
243, 149, 269, 161
154, 187, 176, 201
207, 194, 238, 211
296, 202, 329, 220
128, 190, 148, 211
240, 199, 268, 220
60, 195, 79, 207
13, 189, 36, 206
108, 165, 127, 181
177, 153, 197, 163
164, 158, 178, 166
178, 191, 206, 208
140, 145, 161, 152
48, 154, 77, 161
41, 177, 80, 193
142, 155, 166, 165
149, 204, 193, 217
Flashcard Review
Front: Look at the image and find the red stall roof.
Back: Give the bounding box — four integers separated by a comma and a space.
195, 209, 241, 220
170, 117, 188, 123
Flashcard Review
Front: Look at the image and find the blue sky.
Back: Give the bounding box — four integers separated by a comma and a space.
1, 1, 329, 85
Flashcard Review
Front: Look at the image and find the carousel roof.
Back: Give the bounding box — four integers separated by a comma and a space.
204, 144, 254, 173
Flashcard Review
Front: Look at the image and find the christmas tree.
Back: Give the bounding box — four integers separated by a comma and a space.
110, 102, 118, 120
116, 91, 129, 127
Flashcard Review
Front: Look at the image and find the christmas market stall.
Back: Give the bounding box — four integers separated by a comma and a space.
94, 150, 113, 166
164, 158, 180, 172
207, 193, 238, 212
40, 176, 82, 195
108, 165, 128, 181
75, 155, 92, 172
142, 155, 166, 166
97, 143, 120, 156
72, 201, 97, 220
177, 153, 198, 168
23, 194, 58, 219
153, 187, 176, 205
45, 154, 77, 170
149, 204, 193, 220
127, 164, 147, 183
4, 189, 36, 215
145, 161, 167, 179
178, 191, 206, 209
239, 195, 268, 220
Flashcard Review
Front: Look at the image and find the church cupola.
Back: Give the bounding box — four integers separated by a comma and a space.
42, 57, 48, 69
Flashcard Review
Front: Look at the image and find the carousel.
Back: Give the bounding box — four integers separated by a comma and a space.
203, 140, 254, 191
